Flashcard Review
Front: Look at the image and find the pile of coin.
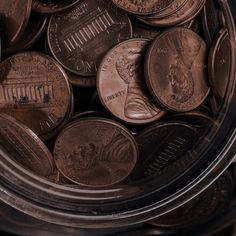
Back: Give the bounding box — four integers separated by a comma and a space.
0, 0, 232, 188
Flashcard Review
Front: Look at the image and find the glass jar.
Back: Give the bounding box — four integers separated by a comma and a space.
0, 0, 236, 234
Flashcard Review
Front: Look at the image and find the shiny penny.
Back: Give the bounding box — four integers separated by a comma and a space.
32, 0, 82, 14
0, 0, 32, 48
112, 0, 175, 15
98, 39, 165, 124
208, 28, 231, 99
137, 0, 206, 27
3, 13, 47, 53
47, 0, 132, 76
53, 118, 138, 187
0, 52, 72, 139
150, 171, 234, 229
131, 121, 199, 180
145, 28, 210, 112
0, 113, 54, 177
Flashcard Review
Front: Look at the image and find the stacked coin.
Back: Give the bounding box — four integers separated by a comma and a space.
0, 0, 232, 188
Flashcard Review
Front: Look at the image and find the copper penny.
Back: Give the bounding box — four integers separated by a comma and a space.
53, 118, 138, 187
0, 113, 54, 177
3, 13, 47, 53
202, 0, 221, 45
112, 0, 175, 16
137, 0, 206, 27
208, 28, 231, 99
0, 0, 32, 48
32, 0, 82, 14
47, 0, 132, 76
145, 28, 210, 112
0, 52, 72, 139
149, 171, 234, 229
131, 121, 199, 180
98, 38, 165, 124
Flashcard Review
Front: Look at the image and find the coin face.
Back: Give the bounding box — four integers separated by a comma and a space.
32, 0, 81, 14
131, 122, 199, 180
149, 171, 234, 229
0, 52, 72, 138
98, 39, 165, 124
0, 113, 54, 177
145, 28, 210, 112
47, 0, 132, 76
0, 0, 32, 48
112, 0, 175, 15
53, 118, 138, 187
208, 28, 231, 99
137, 0, 206, 27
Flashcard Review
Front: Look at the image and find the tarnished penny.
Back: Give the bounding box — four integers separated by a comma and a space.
0, 52, 72, 139
149, 171, 234, 229
131, 122, 199, 180
145, 28, 210, 112
0, 113, 54, 177
47, 0, 132, 76
202, 0, 221, 45
0, 0, 32, 48
3, 13, 47, 53
98, 38, 165, 124
53, 118, 138, 187
32, 0, 81, 14
111, 0, 175, 16
208, 28, 231, 99
137, 0, 206, 27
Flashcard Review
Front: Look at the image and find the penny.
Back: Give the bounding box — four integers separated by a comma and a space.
0, 113, 54, 177
32, 0, 81, 14
131, 121, 199, 180
202, 0, 221, 45
145, 28, 210, 112
0, 52, 72, 139
0, 0, 32, 48
53, 118, 138, 187
111, 0, 175, 16
67, 72, 96, 88
3, 13, 47, 53
98, 38, 165, 125
149, 171, 234, 229
47, 0, 132, 76
71, 109, 107, 121
137, 0, 206, 27
166, 111, 216, 137
208, 28, 231, 99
